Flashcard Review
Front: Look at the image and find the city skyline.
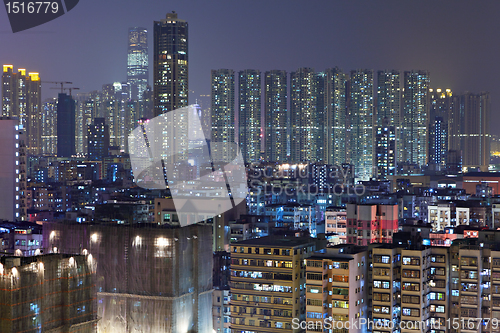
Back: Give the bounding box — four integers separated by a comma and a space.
0, 1, 499, 132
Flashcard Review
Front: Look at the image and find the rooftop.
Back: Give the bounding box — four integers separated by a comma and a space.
232, 236, 316, 247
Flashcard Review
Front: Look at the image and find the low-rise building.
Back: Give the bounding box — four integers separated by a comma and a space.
0, 254, 97, 332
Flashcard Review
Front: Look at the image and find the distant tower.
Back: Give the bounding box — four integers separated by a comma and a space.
127, 27, 148, 100
450, 92, 490, 172
56, 93, 76, 157
154, 12, 188, 116
2, 65, 42, 155
375, 118, 396, 179
264, 70, 287, 163
290, 68, 320, 163
211, 69, 235, 162
238, 69, 261, 163
428, 88, 452, 170
323, 67, 347, 166
0, 118, 25, 221
349, 69, 374, 180
401, 70, 430, 167
87, 118, 110, 161
377, 70, 400, 166
41, 98, 57, 156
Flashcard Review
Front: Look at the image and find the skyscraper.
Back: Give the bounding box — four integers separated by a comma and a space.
26, 72, 41, 155
154, 12, 188, 116
450, 92, 490, 171
56, 93, 76, 157
87, 118, 110, 161
375, 118, 396, 179
41, 98, 57, 156
290, 68, 320, 163
428, 88, 452, 170
238, 69, 261, 163
401, 70, 430, 167
349, 69, 374, 180
377, 70, 400, 165
2, 65, 42, 155
264, 70, 287, 162
74, 92, 94, 155
211, 69, 235, 162
127, 27, 148, 101
0, 118, 25, 221
323, 67, 347, 166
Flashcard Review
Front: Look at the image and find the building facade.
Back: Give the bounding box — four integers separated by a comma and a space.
211, 69, 236, 157
290, 68, 320, 163
0, 254, 97, 333
153, 12, 188, 116
264, 70, 288, 162
346, 204, 398, 246
0, 118, 26, 221
239, 69, 261, 163
127, 27, 149, 100
401, 70, 430, 167
230, 237, 318, 333
56, 93, 76, 157
87, 118, 110, 161
349, 69, 374, 180
44, 222, 213, 333
2, 65, 42, 155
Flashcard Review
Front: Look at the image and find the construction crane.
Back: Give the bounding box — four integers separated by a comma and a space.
41, 81, 73, 93
50, 87, 80, 96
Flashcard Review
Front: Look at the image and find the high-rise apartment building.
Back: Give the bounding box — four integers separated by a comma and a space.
449, 240, 500, 331
74, 92, 94, 155
323, 68, 347, 166
377, 70, 400, 167
450, 92, 490, 172
0, 118, 26, 221
56, 93, 76, 158
428, 88, 452, 170
229, 236, 318, 333
211, 69, 235, 162
87, 118, 110, 161
2, 65, 42, 155
401, 71, 430, 167
375, 118, 396, 179
428, 116, 447, 169
290, 68, 320, 163
154, 11, 188, 116
264, 70, 288, 162
41, 98, 57, 156
26, 72, 41, 155
349, 69, 374, 180
239, 69, 261, 163
100, 82, 133, 151
305, 245, 368, 333
127, 27, 148, 100
369, 245, 451, 333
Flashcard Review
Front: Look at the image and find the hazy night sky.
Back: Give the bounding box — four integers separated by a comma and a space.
1, 0, 499, 133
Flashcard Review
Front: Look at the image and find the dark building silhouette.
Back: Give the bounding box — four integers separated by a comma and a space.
56, 93, 76, 157
154, 12, 188, 116
87, 118, 109, 161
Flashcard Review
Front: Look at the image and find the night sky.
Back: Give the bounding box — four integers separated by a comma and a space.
1, 0, 499, 133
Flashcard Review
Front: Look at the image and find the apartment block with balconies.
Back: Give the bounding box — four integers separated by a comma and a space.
229, 236, 319, 333
305, 245, 368, 333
